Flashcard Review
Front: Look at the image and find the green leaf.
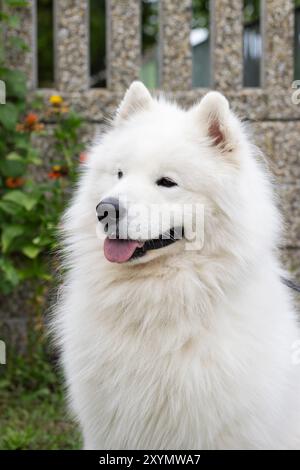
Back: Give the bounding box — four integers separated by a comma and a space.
4, 69, 27, 99
6, 152, 23, 161
22, 244, 41, 259
0, 200, 19, 215
0, 155, 26, 177
41, 272, 52, 281
5, 0, 29, 7
26, 148, 42, 165
3, 190, 39, 211
14, 135, 30, 150
0, 102, 18, 130
1, 224, 24, 252
33, 235, 52, 247
7, 15, 20, 29
8, 36, 28, 52
0, 257, 19, 286
0, 12, 9, 22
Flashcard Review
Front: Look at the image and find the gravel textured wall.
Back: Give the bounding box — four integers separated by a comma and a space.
1, 0, 299, 348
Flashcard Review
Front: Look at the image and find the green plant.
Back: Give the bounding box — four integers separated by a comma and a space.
0, 1, 84, 295
0, 100, 84, 295
0, 339, 81, 449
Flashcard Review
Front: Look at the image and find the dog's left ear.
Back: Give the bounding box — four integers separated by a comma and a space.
192, 91, 236, 153
115, 81, 153, 125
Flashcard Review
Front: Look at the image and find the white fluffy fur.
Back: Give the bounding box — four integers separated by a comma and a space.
53, 82, 300, 449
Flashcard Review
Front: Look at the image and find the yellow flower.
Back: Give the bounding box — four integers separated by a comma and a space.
52, 165, 62, 172
49, 95, 63, 106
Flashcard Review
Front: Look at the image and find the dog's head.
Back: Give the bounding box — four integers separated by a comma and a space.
73, 82, 278, 267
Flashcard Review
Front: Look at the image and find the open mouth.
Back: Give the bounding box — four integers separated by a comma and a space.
103, 227, 183, 263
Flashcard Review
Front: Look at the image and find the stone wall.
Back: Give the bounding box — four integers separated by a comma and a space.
1, 0, 300, 346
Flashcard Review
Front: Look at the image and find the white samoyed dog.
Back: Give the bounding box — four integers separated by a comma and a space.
53, 81, 300, 449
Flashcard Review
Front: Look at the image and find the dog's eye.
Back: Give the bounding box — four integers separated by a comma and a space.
117, 170, 123, 179
156, 177, 177, 188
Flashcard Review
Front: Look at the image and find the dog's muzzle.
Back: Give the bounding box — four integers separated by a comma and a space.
96, 197, 126, 236
96, 199, 183, 263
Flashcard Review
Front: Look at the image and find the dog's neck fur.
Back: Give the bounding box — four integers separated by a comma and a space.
65, 236, 269, 356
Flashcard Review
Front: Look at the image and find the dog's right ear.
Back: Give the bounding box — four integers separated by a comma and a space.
115, 81, 153, 126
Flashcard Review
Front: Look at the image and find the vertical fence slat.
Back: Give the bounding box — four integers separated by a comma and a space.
211, 0, 243, 91
54, 0, 89, 92
159, 0, 192, 91
4, 0, 37, 90
107, 0, 141, 91
262, 0, 294, 90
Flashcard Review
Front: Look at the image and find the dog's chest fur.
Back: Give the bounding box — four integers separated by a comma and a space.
62, 266, 299, 450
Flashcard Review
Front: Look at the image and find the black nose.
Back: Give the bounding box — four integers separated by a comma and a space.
96, 197, 122, 224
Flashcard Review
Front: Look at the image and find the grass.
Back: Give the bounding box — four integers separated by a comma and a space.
0, 339, 81, 450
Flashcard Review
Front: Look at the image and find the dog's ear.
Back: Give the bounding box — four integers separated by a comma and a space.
115, 81, 153, 125
192, 92, 236, 153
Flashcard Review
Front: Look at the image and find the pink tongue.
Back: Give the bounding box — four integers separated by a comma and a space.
104, 238, 144, 263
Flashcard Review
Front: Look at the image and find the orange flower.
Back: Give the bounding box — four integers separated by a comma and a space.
25, 112, 38, 125
52, 164, 68, 175
48, 165, 68, 180
5, 177, 25, 189
48, 171, 62, 180
16, 113, 44, 133
79, 152, 87, 163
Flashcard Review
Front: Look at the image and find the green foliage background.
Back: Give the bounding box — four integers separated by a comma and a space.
0, 0, 85, 450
